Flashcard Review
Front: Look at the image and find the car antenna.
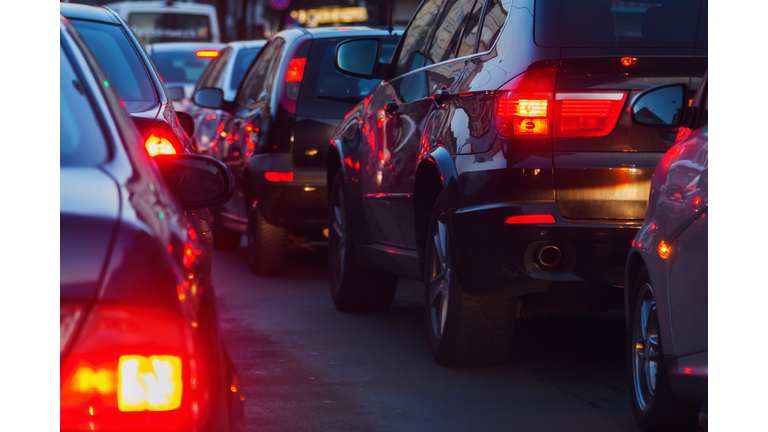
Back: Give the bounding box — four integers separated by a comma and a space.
387, 2, 394, 35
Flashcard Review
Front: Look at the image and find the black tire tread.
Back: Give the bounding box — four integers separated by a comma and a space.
248, 209, 287, 275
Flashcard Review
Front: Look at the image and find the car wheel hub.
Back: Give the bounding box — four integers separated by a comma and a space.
429, 214, 450, 339
632, 283, 660, 412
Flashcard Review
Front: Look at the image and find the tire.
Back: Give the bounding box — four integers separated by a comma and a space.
424, 192, 516, 367
328, 170, 397, 312
628, 265, 699, 431
247, 207, 287, 275
213, 212, 242, 250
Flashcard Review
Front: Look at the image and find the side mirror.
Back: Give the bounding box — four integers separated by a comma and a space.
153, 154, 234, 210
335, 38, 384, 79
630, 84, 688, 128
193, 88, 224, 110
176, 111, 195, 137
167, 86, 185, 102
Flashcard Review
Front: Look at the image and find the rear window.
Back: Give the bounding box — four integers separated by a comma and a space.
230, 48, 261, 91
298, 38, 398, 119
70, 20, 157, 112
152, 51, 214, 84
534, 0, 704, 48
129, 13, 211, 44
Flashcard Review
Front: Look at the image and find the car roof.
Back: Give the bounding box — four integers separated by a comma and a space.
304, 26, 404, 39
146, 42, 226, 52
60, 3, 120, 24
104, 1, 216, 13
227, 40, 268, 50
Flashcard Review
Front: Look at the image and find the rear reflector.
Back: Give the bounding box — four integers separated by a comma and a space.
145, 132, 177, 157
264, 172, 294, 182
196, 50, 219, 58
505, 214, 556, 224
285, 58, 306, 82
553, 92, 627, 138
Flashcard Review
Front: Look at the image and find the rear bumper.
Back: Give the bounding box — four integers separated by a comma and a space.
450, 202, 640, 297
666, 352, 708, 405
248, 153, 327, 230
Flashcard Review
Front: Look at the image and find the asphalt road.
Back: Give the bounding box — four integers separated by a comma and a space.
212, 247, 642, 432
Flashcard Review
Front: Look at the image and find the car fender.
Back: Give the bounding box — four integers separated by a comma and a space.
420, 145, 461, 209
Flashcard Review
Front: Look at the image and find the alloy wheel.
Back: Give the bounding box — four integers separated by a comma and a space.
429, 213, 450, 339
632, 283, 660, 412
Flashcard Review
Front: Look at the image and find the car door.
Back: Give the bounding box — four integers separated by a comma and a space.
666, 82, 708, 357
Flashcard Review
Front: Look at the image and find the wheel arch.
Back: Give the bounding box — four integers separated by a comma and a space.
327, 140, 343, 201
625, 250, 646, 328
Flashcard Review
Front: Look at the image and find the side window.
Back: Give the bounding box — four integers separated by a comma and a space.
196, 46, 231, 89
457, 0, 487, 57
60, 45, 109, 167
237, 38, 283, 105
427, 0, 476, 64
393, 0, 447, 77
477, 0, 511, 52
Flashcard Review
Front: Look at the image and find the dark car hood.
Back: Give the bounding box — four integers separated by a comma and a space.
60, 167, 121, 300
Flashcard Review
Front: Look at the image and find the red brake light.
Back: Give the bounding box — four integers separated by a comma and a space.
264, 172, 294, 182
195, 50, 219, 58
495, 68, 557, 138
285, 58, 306, 82
675, 126, 693, 142
145, 131, 177, 157
553, 92, 627, 138
505, 214, 556, 224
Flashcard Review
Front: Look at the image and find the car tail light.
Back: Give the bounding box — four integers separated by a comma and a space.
196, 50, 219, 58
505, 214, 556, 224
146, 130, 177, 157
264, 172, 294, 182
494, 68, 557, 138
553, 92, 627, 138
61, 305, 195, 431
495, 68, 627, 139
285, 58, 306, 82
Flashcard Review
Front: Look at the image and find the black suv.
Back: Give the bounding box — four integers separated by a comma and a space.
193, 27, 401, 274
328, 0, 707, 366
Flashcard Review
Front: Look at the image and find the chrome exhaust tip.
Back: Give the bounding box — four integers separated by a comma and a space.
535, 245, 562, 270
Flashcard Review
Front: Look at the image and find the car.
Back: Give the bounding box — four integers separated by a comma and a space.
60, 16, 242, 432
192, 27, 402, 270
187, 40, 267, 156
328, 0, 708, 366
624, 75, 708, 431
146, 42, 226, 112
105, 1, 220, 45
61, 3, 215, 277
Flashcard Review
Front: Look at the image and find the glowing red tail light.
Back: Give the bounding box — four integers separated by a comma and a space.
285, 58, 306, 82
264, 172, 294, 182
494, 68, 557, 138
145, 130, 177, 157
505, 214, 556, 224
553, 93, 627, 138
61, 305, 194, 431
196, 50, 219, 58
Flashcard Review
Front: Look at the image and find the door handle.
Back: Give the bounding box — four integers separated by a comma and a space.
432, 87, 451, 105
385, 99, 399, 115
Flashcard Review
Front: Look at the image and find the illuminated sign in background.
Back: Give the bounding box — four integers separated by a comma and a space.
290, 7, 369, 28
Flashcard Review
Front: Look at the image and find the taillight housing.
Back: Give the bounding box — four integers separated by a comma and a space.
494, 68, 627, 139
285, 58, 306, 83
145, 129, 178, 157
280, 39, 311, 114
60, 305, 196, 432
264, 172, 293, 182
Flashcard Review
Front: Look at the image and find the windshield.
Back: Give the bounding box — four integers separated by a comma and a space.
534, 0, 704, 48
70, 20, 157, 112
230, 48, 261, 91
129, 13, 212, 44
152, 51, 214, 84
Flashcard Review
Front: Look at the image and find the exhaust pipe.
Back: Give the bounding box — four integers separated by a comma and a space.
535, 245, 562, 270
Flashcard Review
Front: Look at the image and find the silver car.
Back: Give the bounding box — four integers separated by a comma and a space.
625, 74, 708, 431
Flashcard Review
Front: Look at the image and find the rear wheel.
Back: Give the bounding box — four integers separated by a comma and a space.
328, 170, 397, 312
247, 207, 287, 275
212, 212, 242, 250
628, 266, 699, 431
424, 192, 516, 367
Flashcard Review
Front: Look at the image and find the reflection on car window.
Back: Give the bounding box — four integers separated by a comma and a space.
477, 0, 511, 52
427, 0, 475, 64
393, 0, 446, 77
238, 39, 284, 105
457, 0, 487, 57
230, 48, 261, 91
60, 46, 108, 167
70, 20, 157, 112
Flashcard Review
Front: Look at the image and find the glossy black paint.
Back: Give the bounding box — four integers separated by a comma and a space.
207, 28, 401, 238
330, 0, 707, 298
60, 18, 240, 431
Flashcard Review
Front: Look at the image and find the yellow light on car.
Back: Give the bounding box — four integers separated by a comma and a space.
658, 241, 671, 259
118, 355, 182, 412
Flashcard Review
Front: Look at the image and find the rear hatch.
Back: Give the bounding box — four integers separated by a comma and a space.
536, 0, 707, 220
293, 36, 399, 168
